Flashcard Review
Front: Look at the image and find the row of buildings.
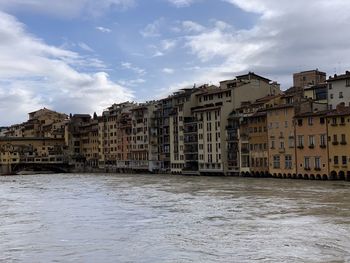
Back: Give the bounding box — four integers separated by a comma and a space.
1, 69, 350, 180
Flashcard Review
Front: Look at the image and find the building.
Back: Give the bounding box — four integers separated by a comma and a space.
327, 71, 350, 109
304, 83, 328, 103
5, 108, 68, 138
293, 69, 326, 89
65, 114, 98, 170
266, 95, 296, 178
294, 102, 329, 180
190, 72, 281, 175
130, 102, 160, 172
0, 137, 66, 174
98, 102, 135, 170
326, 103, 350, 180
183, 117, 199, 175
168, 89, 195, 174
115, 110, 132, 171
247, 111, 269, 177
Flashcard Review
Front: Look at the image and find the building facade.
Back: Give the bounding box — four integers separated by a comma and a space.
327, 71, 350, 110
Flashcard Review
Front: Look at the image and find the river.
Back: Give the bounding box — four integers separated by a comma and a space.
0, 173, 349, 262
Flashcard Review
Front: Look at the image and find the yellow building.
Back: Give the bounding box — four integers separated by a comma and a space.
294, 110, 329, 180
266, 95, 296, 178
326, 103, 350, 180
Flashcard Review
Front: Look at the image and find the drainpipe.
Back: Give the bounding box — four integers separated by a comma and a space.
326, 115, 330, 178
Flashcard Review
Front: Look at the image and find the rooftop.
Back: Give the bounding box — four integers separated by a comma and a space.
328, 71, 350, 82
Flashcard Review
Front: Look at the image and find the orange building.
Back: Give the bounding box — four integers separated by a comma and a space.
326, 103, 350, 180
247, 111, 269, 177
294, 110, 329, 180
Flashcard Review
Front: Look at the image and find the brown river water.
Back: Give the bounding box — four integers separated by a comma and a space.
0, 173, 349, 262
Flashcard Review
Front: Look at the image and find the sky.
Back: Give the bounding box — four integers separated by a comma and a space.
1, 0, 350, 126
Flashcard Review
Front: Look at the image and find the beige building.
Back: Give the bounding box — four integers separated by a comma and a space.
293, 69, 326, 88
266, 96, 296, 178
98, 102, 135, 169
5, 108, 68, 139
0, 137, 66, 174
130, 102, 160, 172
183, 72, 281, 175
303, 83, 327, 104
168, 89, 195, 174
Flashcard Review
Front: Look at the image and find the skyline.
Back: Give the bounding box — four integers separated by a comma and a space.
1, 0, 350, 126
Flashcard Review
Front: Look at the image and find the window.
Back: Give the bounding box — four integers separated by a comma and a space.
334, 156, 339, 165
308, 117, 313, 125
271, 140, 275, 149
308, 135, 315, 147
280, 141, 284, 149
320, 117, 325, 124
332, 118, 337, 125
339, 92, 344, 98
297, 135, 304, 147
297, 119, 303, 126
328, 83, 332, 89
333, 134, 338, 143
341, 134, 346, 144
330, 94, 334, 99
273, 155, 280, 168
315, 157, 321, 169
346, 79, 350, 87
285, 155, 292, 169
285, 121, 288, 128
304, 157, 310, 169
320, 134, 326, 147
289, 137, 295, 148
342, 156, 347, 165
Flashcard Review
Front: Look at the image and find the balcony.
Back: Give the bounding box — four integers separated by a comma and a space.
308, 144, 315, 149
297, 145, 304, 149
340, 141, 347, 145
320, 144, 326, 149
332, 141, 339, 145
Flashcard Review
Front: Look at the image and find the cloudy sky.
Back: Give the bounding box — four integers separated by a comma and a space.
1, 0, 350, 125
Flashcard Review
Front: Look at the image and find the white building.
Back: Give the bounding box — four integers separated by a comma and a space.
328, 71, 350, 109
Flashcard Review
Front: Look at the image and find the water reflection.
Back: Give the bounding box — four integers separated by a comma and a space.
0, 174, 349, 262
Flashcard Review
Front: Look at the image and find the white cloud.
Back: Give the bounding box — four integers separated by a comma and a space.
152, 51, 165, 57
167, 0, 197, 8
0, 11, 133, 125
96, 26, 112, 33
0, 0, 136, 18
121, 62, 146, 75
118, 78, 146, 87
161, 39, 177, 51
182, 21, 205, 33
78, 42, 94, 52
162, 68, 175, 74
179, 0, 350, 89
140, 18, 163, 38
